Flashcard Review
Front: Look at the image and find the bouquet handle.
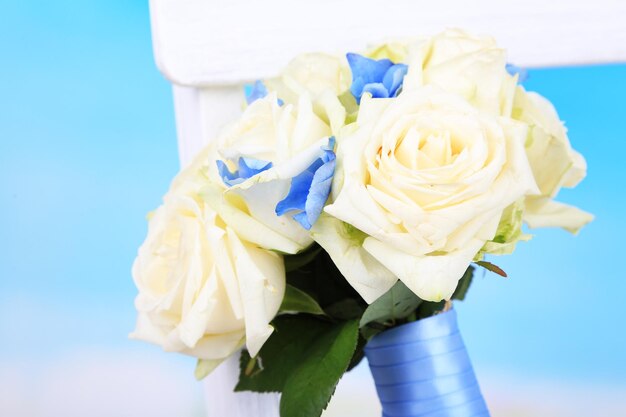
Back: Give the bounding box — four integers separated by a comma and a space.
365, 309, 490, 417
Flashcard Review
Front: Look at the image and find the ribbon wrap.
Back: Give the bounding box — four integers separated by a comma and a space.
364, 309, 490, 417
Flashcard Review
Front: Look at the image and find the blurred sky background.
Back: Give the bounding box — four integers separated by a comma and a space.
1, 1, 625, 416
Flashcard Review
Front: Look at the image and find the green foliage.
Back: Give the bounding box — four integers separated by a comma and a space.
285, 250, 367, 317
237, 316, 359, 417
346, 333, 367, 372
236, 316, 334, 393
324, 298, 364, 320
279, 320, 359, 417
279, 284, 326, 316
284, 245, 322, 272
416, 300, 447, 319
360, 321, 388, 341
360, 281, 422, 329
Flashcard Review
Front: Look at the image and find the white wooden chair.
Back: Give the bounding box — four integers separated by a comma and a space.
148, 1, 626, 415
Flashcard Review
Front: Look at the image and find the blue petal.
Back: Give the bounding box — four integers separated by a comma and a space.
362, 83, 390, 99
382, 64, 408, 97
275, 137, 337, 230
217, 160, 244, 186
245, 80, 269, 104
327, 136, 336, 150
505, 63, 529, 83
216, 157, 273, 187
244, 80, 284, 106
302, 155, 336, 228
347, 53, 394, 102
275, 157, 325, 214
292, 211, 312, 230
275, 169, 315, 215
350, 77, 366, 100
238, 157, 273, 179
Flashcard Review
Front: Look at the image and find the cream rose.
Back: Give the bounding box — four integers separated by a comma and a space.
318, 86, 538, 302
130, 92, 337, 368
265, 53, 348, 134
403, 29, 518, 117
365, 41, 410, 63
130, 159, 285, 367
512, 87, 593, 233
211, 93, 336, 246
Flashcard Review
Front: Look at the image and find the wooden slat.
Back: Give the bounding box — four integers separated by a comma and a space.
173, 85, 243, 166
150, 0, 626, 86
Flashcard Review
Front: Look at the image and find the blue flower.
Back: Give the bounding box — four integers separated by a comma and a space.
216, 157, 273, 187
244, 80, 284, 106
244, 80, 269, 104
506, 63, 529, 83
347, 53, 408, 103
275, 138, 336, 230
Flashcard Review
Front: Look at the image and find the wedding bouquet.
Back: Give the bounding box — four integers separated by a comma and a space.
131, 29, 592, 417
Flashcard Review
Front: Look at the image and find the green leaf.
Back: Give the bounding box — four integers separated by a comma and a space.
324, 298, 364, 320
416, 300, 447, 320
284, 245, 322, 272
346, 334, 367, 372
360, 321, 388, 341
359, 281, 422, 328
452, 266, 475, 301
194, 358, 223, 380
476, 260, 508, 277
279, 285, 326, 316
236, 316, 334, 393
286, 250, 367, 311
280, 320, 359, 417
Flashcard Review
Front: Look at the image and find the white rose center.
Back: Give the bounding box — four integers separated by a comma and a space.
366, 108, 502, 212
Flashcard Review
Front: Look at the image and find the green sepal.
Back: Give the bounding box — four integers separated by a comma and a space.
475, 260, 508, 277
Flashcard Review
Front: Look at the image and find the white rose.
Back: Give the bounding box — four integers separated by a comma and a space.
131, 164, 285, 366
512, 87, 593, 233
265, 53, 348, 134
319, 86, 538, 302
268, 53, 350, 98
211, 94, 336, 247
480, 199, 530, 256
365, 41, 410, 63
403, 29, 518, 117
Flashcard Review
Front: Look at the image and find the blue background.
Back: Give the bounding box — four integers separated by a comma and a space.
1, 1, 625, 415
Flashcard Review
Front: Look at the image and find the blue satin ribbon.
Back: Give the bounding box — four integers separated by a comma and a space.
365, 309, 490, 417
